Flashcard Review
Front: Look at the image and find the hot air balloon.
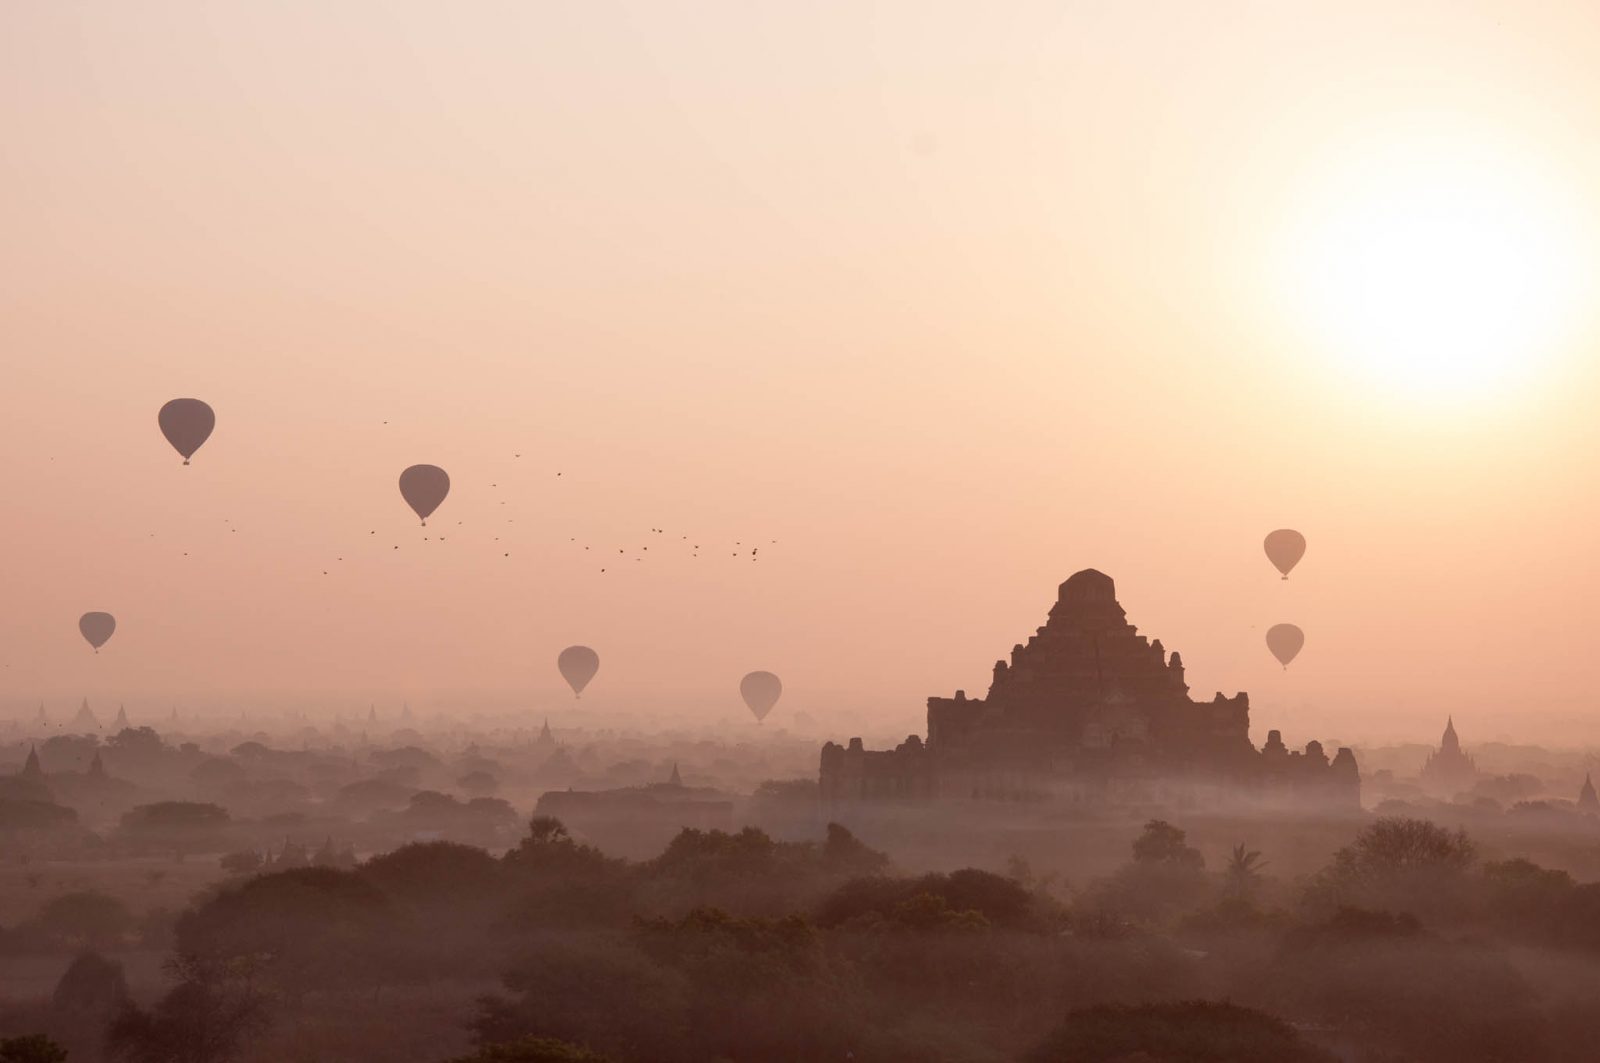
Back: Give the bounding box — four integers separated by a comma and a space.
79, 612, 116, 653
399, 465, 450, 525
158, 399, 215, 465
558, 646, 600, 697
1266, 623, 1304, 669
1263, 529, 1306, 580
740, 671, 782, 722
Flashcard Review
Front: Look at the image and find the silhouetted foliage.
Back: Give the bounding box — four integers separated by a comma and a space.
0, 800, 77, 833
107, 964, 268, 1063
1263, 906, 1543, 1062
34, 891, 133, 949
175, 867, 398, 992
445, 1037, 611, 1063
51, 949, 129, 1018
118, 802, 231, 855
1132, 820, 1205, 868
472, 936, 690, 1062
1305, 816, 1476, 917
816, 868, 1037, 930
821, 822, 889, 875
1026, 1000, 1337, 1062
0, 1036, 67, 1063
1084, 820, 1212, 923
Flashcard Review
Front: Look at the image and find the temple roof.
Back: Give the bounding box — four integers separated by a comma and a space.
1058, 568, 1115, 600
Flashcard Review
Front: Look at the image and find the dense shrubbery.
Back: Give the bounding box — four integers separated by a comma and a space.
14, 812, 1600, 1063
1026, 1000, 1338, 1062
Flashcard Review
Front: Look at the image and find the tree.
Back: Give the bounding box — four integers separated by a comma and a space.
1267, 908, 1543, 1062
816, 868, 1036, 930
35, 891, 133, 948
106, 727, 166, 758
51, 949, 130, 1019
1085, 821, 1212, 923
458, 770, 499, 797
361, 841, 503, 919
107, 965, 268, 1063
1339, 817, 1475, 875
1026, 1000, 1337, 1062
1223, 843, 1267, 900
472, 938, 688, 1062
446, 1038, 611, 1063
218, 850, 263, 877
821, 823, 888, 875
1306, 817, 1476, 917
1132, 820, 1205, 869
503, 817, 618, 878
0, 1036, 68, 1063
118, 802, 231, 855
0, 799, 77, 834
175, 867, 397, 993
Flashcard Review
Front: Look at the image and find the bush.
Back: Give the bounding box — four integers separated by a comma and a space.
446, 1038, 611, 1063
1026, 1000, 1336, 1062
0, 1036, 68, 1063
33, 892, 132, 949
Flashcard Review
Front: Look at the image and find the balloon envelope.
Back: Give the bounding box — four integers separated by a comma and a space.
1266, 623, 1304, 668
1263, 529, 1306, 579
740, 671, 782, 721
79, 612, 116, 652
158, 399, 215, 464
399, 465, 450, 525
558, 645, 600, 697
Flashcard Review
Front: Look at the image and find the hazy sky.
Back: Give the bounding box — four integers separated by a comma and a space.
4, 2, 1599, 743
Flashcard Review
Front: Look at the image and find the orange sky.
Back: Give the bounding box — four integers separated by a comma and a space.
3, 3, 1599, 744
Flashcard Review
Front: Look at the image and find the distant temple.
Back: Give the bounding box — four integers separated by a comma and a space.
1578, 772, 1598, 813
1420, 717, 1477, 792
535, 764, 734, 858
71, 698, 99, 732
820, 569, 1360, 810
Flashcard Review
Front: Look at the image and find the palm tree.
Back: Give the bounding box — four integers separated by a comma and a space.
1223, 843, 1267, 899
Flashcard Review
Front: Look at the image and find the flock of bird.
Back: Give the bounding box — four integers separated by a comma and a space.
70, 399, 1307, 714
74, 399, 788, 723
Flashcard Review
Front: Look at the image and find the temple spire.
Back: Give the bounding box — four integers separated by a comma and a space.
668, 762, 682, 787
1579, 772, 1599, 812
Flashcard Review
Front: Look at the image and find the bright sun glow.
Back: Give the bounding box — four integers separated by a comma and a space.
1284, 135, 1589, 403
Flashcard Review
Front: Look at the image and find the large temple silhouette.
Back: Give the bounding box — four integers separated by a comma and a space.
821, 569, 1360, 809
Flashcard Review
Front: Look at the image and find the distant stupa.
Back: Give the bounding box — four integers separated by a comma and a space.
71, 698, 99, 732
1579, 773, 1599, 813
21, 744, 42, 777
401, 702, 414, 722
1420, 717, 1478, 793
369, 705, 377, 723
87, 750, 107, 779
35, 702, 47, 725
536, 718, 555, 747
668, 762, 682, 787
113, 704, 130, 730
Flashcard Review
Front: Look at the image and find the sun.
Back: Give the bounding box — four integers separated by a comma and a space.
1281, 134, 1589, 403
